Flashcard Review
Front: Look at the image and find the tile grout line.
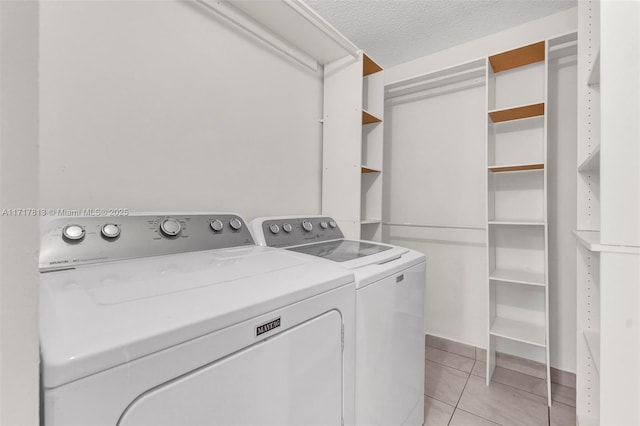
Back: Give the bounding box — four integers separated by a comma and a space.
425, 357, 475, 375
447, 359, 475, 426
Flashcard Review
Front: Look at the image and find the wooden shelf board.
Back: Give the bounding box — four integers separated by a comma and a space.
489, 103, 544, 123
361, 166, 381, 174
362, 109, 382, 125
489, 163, 544, 173
490, 317, 546, 347
363, 53, 383, 76
577, 145, 601, 174
360, 219, 381, 225
489, 41, 545, 73
583, 329, 600, 374
489, 268, 546, 287
489, 220, 545, 226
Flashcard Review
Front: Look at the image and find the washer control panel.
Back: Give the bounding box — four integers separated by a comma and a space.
260, 216, 343, 248
39, 213, 254, 271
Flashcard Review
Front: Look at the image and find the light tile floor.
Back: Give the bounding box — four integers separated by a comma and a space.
424, 344, 576, 426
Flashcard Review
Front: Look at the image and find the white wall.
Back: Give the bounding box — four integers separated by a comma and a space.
0, 1, 40, 424
39, 0, 324, 221
383, 8, 578, 372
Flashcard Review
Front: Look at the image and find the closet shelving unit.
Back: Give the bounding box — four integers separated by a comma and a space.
576, 1, 640, 424
485, 40, 552, 406
323, 52, 384, 241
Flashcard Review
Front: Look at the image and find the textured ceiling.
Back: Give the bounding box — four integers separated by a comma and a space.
305, 0, 576, 68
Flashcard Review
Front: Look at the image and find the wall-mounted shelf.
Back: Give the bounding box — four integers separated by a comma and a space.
489, 163, 544, 173
488, 41, 546, 73
587, 50, 600, 86
583, 330, 600, 374
361, 166, 381, 174
363, 54, 382, 76
489, 220, 545, 226
573, 230, 640, 254
204, 0, 360, 71
362, 109, 382, 125
488, 103, 545, 122
489, 268, 546, 287
360, 219, 381, 225
577, 145, 600, 173
490, 317, 546, 347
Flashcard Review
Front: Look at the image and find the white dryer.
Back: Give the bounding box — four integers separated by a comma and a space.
39, 213, 356, 426
250, 216, 426, 426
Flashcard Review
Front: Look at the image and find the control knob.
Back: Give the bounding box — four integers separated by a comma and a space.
329, 220, 337, 228
229, 217, 243, 231
282, 223, 293, 233
160, 218, 181, 237
269, 224, 281, 234
302, 220, 313, 232
101, 223, 121, 239
210, 219, 224, 232
63, 224, 86, 242
320, 221, 328, 229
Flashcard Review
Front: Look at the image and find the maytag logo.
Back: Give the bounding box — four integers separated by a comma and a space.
256, 317, 281, 337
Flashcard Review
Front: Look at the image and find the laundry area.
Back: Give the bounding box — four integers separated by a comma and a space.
0, 1, 638, 425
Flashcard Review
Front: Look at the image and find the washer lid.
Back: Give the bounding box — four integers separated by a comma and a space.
287, 239, 409, 270
39, 246, 354, 389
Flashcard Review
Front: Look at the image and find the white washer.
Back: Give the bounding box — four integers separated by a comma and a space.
250, 216, 426, 426
39, 213, 356, 426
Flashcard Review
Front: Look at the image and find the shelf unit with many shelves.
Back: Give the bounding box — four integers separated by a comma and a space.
485, 39, 552, 406
322, 52, 384, 241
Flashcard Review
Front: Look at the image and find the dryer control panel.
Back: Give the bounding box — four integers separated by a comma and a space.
39, 213, 254, 271
259, 216, 344, 248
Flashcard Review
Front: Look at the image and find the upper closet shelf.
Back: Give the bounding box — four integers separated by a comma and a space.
361, 166, 381, 174
489, 103, 544, 123
489, 163, 544, 173
362, 110, 382, 125
587, 50, 601, 86
197, 0, 359, 71
363, 54, 383, 76
385, 58, 486, 102
577, 145, 600, 174
489, 41, 545, 73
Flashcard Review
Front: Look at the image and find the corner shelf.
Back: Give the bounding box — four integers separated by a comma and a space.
363, 53, 383, 76
490, 317, 546, 347
362, 109, 382, 125
361, 166, 381, 174
488, 103, 545, 123
488, 41, 546, 72
489, 163, 544, 173
577, 145, 600, 173
489, 268, 546, 287
583, 330, 601, 374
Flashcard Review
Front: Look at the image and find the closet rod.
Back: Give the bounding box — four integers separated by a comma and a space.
383, 222, 485, 231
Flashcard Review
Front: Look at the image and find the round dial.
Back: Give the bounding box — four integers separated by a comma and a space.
282, 223, 293, 233
229, 217, 243, 231
269, 224, 281, 234
329, 220, 337, 228
320, 221, 328, 229
63, 224, 85, 242
210, 219, 224, 232
302, 220, 313, 232
160, 218, 181, 237
101, 223, 120, 239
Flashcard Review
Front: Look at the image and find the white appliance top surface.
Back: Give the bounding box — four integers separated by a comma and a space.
40, 245, 354, 389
